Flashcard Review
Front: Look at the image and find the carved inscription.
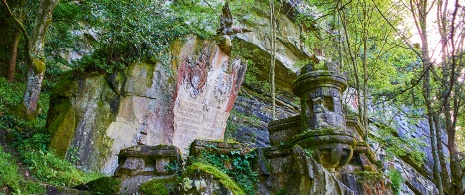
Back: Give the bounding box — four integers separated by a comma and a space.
174, 99, 228, 150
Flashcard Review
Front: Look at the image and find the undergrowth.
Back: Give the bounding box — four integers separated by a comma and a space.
0, 78, 104, 193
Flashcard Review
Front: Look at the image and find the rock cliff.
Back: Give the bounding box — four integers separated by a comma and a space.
46, 1, 440, 194
48, 36, 246, 174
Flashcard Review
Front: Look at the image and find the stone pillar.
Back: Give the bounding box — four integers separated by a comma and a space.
292, 61, 356, 169
293, 62, 347, 131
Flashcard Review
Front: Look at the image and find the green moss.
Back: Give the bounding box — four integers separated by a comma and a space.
32, 57, 46, 74
388, 168, 403, 195
274, 188, 287, 195
48, 102, 75, 158
186, 162, 246, 195
83, 177, 120, 195
139, 177, 176, 195
354, 171, 383, 183
51, 71, 78, 97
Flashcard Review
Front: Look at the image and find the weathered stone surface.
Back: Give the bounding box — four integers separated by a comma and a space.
234, 1, 313, 92
226, 92, 299, 147
268, 115, 300, 146
48, 36, 246, 174
189, 139, 252, 158
172, 38, 247, 155
113, 145, 181, 194
340, 173, 392, 195
119, 175, 161, 194
393, 159, 439, 195
259, 145, 355, 194
114, 145, 181, 177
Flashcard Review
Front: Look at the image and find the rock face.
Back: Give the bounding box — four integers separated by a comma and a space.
47, 36, 246, 174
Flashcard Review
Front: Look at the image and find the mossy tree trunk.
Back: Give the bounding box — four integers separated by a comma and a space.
2, 0, 60, 117
22, 0, 60, 117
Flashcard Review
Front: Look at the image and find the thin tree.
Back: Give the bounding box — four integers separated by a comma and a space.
270, 0, 276, 120
1, 0, 61, 117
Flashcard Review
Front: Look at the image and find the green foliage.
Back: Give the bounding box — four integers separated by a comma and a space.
304, 148, 314, 158
139, 177, 176, 195
21, 181, 47, 194
224, 119, 240, 141
388, 168, 403, 195
186, 163, 246, 195
0, 77, 49, 132
81, 176, 121, 195
20, 149, 103, 187
0, 146, 21, 191
0, 146, 47, 194
9, 129, 103, 188
71, 0, 190, 74
189, 144, 258, 194
230, 109, 261, 127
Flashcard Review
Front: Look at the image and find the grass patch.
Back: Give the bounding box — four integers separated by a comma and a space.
0, 146, 21, 191
21, 149, 104, 187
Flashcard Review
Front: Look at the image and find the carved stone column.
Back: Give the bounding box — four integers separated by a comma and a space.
292, 61, 356, 169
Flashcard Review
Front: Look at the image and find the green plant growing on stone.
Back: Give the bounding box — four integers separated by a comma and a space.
304, 148, 314, 158
388, 168, 403, 195
189, 144, 258, 195
372, 122, 426, 167
224, 119, 240, 141
68, 146, 80, 164
165, 160, 183, 178
20, 147, 104, 187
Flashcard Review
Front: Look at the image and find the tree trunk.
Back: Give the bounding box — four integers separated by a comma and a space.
5, 0, 25, 82
411, 0, 444, 193
7, 32, 20, 82
433, 115, 450, 193
22, 0, 60, 117
269, 0, 276, 120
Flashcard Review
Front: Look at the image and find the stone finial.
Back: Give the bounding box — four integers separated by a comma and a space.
216, 2, 251, 54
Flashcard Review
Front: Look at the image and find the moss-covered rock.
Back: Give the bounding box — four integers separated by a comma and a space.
48, 101, 76, 158
183, 162, 246, 195
139, 177, 177, 195
78, 177, 120, 195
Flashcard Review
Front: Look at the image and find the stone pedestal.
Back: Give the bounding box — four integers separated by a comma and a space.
114, 145, 181, 177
